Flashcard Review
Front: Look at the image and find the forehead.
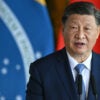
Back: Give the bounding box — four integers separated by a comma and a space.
66, 14, 96, 25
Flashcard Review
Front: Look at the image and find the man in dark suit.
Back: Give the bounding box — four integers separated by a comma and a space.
26, 1, 100, 100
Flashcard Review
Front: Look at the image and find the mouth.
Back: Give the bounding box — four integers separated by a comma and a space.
74, 42, 86, 48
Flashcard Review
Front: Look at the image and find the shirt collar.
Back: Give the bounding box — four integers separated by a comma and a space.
67, 52, 92, 71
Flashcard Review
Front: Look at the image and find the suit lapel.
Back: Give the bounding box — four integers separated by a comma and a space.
55, 48, 78, 100
87, 80, 95, 100
87, 52, 100, 100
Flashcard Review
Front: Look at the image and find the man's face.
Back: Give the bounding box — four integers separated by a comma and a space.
63, 14, 100, 56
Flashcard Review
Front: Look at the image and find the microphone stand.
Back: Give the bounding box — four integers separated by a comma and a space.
77, 75, 82, 100
90, 74, 98, 100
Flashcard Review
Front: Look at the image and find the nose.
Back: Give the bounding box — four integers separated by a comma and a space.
75, 28, 85, 39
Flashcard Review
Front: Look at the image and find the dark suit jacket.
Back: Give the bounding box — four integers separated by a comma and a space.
26, 48, 100, 100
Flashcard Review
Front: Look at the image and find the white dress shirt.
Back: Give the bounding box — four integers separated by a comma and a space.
67, 52, 92, 97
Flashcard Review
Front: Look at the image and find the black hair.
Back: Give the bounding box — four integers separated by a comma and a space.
62, 2, 100, 25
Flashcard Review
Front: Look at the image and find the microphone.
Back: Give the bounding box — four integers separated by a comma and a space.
77, 75, 82, 95
76, 74, 82, 100
90, 74, 98, 100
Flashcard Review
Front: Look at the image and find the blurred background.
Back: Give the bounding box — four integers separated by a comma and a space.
0, 0, 100, 100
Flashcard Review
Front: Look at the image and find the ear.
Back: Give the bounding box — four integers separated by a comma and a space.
96, 26, 100, 39
98, 25, 100, 31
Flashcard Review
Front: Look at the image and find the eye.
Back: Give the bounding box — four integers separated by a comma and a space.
70, 25, 78, 29
72, 26, 78, 32
84, 27, 91, 31
85, 27, 90, 30
72, 26, 77, 29
68, 24, 78, 32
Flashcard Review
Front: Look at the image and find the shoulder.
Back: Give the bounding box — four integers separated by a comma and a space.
92, 52, 100, 66
92, 51, 100, 59
29, 48, 66, 73
32, 48, 65, 65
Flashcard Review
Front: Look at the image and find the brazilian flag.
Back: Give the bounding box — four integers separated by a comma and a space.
0, 0, 54, 99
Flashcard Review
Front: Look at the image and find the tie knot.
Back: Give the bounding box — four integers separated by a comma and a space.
75, 64, 85, 74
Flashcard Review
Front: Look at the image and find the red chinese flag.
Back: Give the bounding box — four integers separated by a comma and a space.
56, 27, 65, 50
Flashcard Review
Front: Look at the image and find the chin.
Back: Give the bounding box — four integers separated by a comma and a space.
74, 50, 87, 55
